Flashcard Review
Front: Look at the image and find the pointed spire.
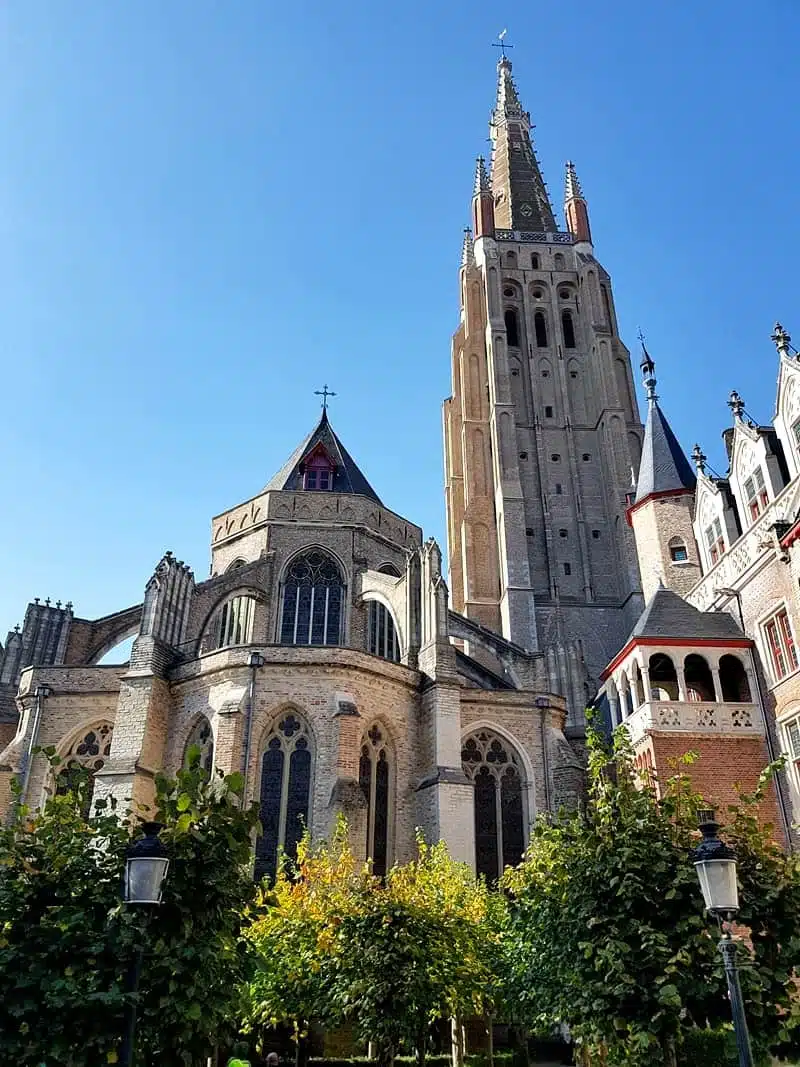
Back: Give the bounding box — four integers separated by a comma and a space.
461, 227, 475, 267
473, 156, 491, 196
564, 161, 584, 202
639, 341, 657, 402
564, 160, 592, 245
633, 341, 696, 505
488, 56, 556, 233
772, 322, 793, 358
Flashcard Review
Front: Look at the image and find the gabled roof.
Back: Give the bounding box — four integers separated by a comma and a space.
629, 585, 743, 642
635, 400, 696, 503
264, 410, 383, 505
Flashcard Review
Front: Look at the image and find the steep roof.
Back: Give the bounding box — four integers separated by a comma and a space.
263, 410, 383, 505
628, 585, 743, 642
635, 347, 696, 503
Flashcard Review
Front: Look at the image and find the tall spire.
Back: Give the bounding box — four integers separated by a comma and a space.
564, 161, 592, 245
634, 344, 696, 504
472, 155, 495, 238
564, 160, 584, 201
461, 227, 475, 267
473, 156, 491, 195
489, 57, 556, 233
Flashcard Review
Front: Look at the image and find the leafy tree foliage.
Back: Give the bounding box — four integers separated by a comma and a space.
501, 723, 800, 1067
0, 749, 260, 1066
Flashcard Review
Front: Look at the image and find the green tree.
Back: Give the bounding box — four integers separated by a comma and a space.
0, 749, 260, 1066
502, 723, 800, 1067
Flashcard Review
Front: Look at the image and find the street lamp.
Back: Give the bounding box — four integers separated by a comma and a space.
692, 810, 754, 1067
120, 822, 170, 1067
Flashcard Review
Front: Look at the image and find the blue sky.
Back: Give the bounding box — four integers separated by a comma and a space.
1, 1, 798, 638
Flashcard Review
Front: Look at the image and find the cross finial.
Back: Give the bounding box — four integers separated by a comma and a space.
728, 390, 745, 419
772, 322, 793, 358
637, 326, 646, 345
691, 443, 707, 473
314, 384, 336, 411
493, 29, 513, 59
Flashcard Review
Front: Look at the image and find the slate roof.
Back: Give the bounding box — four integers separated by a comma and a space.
628, 585, 744, 642
635, 400, 696, 503
263, 410, 383, 505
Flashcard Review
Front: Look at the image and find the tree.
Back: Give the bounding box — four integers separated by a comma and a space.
0, 749, 261, 1066
501, 723, 800, 1067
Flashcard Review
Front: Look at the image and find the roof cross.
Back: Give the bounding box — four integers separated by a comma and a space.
314, 384, 337, 411
493, 29, 513, 59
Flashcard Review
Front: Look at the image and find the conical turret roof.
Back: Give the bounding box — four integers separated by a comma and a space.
635, 347, 696, 503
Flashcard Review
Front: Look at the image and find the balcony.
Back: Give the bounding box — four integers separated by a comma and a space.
623, 700, 763, 746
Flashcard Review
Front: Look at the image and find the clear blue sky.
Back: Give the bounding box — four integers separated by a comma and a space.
1, 1, 798, 637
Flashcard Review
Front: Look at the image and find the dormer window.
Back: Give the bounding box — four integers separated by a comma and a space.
744, 467, 769, 521
302, 445, 335, 491
704, 517, 725, 564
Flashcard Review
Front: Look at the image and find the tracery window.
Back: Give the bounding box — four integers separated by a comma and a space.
280, 550, 344, 646
461, 729, 526, 881
744, 467, 769, 521
217, 595, 255, 648
359, 723, 391, 877
367, 600, 400, 662
254, 713, 313, 882
184, 715, 214, 774
55, 722, 114, 817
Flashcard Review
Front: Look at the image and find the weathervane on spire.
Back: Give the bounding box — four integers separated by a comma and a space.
493, 29, 513, 59
314, 384, 337, 411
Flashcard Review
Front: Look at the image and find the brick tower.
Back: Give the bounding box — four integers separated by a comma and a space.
444, 54, 644, 718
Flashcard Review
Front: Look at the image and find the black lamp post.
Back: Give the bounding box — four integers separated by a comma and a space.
692, 810, 754, 1067
120, 821, 170, 1067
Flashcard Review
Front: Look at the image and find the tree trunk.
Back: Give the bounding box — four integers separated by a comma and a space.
377, 1039, 395, 1067
662, 1035, 677, 1067
451, 1015, 465, 1067
415, 1020, 427, 1067
295, 1023, 310, 1067
487, 1015, 494, 1067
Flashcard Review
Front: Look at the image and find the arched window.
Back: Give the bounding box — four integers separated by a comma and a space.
461, 729, 526, 881
684, 654, 715, 702
367, 600, 400, 662
217, 595, 255, 648
554, 253, 565, 269
719, 654, 752, 702
280, 550, 344, 646
534, 311, 548, 347
184, 715, 214, 774
359, 723, 391, 877
255, 712, 313, 882
531, 253, 540, 269
504, 309, 520, 348
378, 562, 402, 577
505, 251, 517, 267
55, 722, 114, 817
649, 653, 679, 701
669, 538, 688, 562
562, 310, 576, 349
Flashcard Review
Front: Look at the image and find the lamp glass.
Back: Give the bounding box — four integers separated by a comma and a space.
124, 855, 170, 905
694, 857, 739, 915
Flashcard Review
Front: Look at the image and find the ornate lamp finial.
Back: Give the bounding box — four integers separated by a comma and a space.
691, 443, 707, 473
638, 331, 657, 402
772, 322, 792, 358
728, 390, 745, 419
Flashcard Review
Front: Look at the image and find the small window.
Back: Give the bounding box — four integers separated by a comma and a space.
669, 542, 688, 562
511, 368, 519, 377
503, 286, 515, 298
704, 517, 725, 564
559, 289, 571, 300
570, 370, 578, 379
505, 251, 517, 267
525, 527, 534, 536
744, 467, 769, 521
555, 483, 563, 495
519, 451, 528, 459
531, 254, 540, 269
551, 453, 561, 462
534, 311, 548, 347
545, 405, 554, 418
763, 607, 799, 681
562, 310, 576, 349
559, 529, 568, 538
303, 448, 335, 491
582, 453, 591, 461
532, 288, 543, 300
542, 368, 550, 378
591, 529, 601, 540
504, 309, 520, 348
554, 253, 565, 269
563, 562, 572, 575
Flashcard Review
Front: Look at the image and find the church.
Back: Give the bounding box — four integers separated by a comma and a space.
0, 52, 791, 872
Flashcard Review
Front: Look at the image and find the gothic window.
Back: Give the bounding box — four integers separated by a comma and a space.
562, 310, 576, 349
462, 729, 526, 881
254, 713, 313, 882
184, 716, 214, 774
534, 312, 548, 347
280, 550, 344, 646
367, 600, 400, 662
704, 517, 725, 564
504, 309, 520, 348
531, 253, 540, 269
744, 467, 769, 521
217, 595, 255, 648
55, 722, 114, 817
359, 723, 391, 877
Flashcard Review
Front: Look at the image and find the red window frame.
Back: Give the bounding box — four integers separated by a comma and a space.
764, 608, 798, 680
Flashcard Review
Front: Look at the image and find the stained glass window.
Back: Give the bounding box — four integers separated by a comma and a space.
184, 716, 214, 774
461, 729, 526, 881
367, 601, 400, 662
55, 722, 114, 817
359, 723, 391, 877
280, 551, 344, 646
254, 714, 313, 882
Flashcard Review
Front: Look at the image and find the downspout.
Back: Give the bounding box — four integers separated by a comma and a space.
242, 652, 264, 804
537, 697, 552, 814
18, 684, 51, 806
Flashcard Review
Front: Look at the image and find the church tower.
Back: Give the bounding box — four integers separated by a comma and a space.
444, 54, 644, 702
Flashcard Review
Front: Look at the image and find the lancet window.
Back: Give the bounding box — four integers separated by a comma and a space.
217, 595, 255, 648
359, 723, 391, 877
254, 713, 313, 882
461, 729, 526, 882
367, 600, 400, 662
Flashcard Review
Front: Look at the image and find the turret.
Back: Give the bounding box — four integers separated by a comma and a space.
564, 161, 592, 248
471, 157, 494, 239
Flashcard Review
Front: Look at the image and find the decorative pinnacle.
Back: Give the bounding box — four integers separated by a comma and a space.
639, 337, 658, 402
564, 161, 584, 202
461, 227, 475, 267
727, 390, 745, 419
494, 53, 523, 119
691, 443, 707, 473
473, 156, 491, 196
772, 322, 793, 357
